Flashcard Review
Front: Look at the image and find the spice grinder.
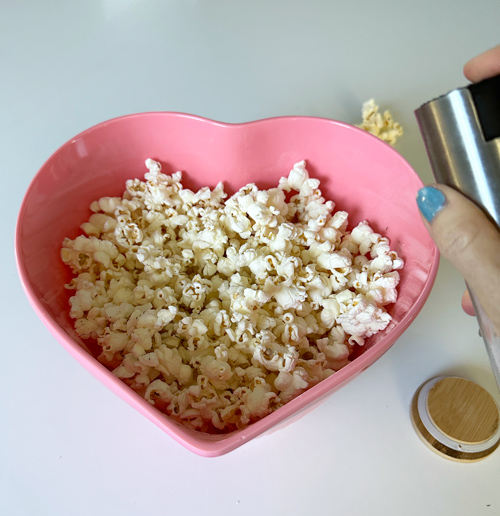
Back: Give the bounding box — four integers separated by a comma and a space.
415, 74, 500, 389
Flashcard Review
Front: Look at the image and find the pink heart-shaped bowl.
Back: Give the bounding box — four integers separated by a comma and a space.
16, 113, 438, 457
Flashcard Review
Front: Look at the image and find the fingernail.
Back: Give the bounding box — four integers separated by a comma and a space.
416, 186, 446, 222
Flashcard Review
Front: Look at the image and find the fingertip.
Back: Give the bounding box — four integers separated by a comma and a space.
463, 61, 475, 82
416, 185, 446, 223
461, 289, 476, 316
463, 44, 500, 83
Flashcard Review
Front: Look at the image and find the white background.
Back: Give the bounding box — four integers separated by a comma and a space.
2, 1, 500, 515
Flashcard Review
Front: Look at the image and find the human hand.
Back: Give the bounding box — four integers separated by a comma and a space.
416, 44, 500, 333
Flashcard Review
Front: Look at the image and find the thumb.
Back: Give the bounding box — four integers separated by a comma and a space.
416, 184, 500, 333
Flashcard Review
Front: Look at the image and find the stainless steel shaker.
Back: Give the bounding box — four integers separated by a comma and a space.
415, 74, 500, 389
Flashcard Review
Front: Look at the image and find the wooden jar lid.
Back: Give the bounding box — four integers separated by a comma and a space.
411, 376, 500, 462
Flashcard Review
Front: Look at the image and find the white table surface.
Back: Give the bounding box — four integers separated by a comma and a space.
2, 2, 500, 515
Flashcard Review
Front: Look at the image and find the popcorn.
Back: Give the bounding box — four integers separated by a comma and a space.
62, 159, 403, 433
336, 296, 392, 338
357, 99, 403, 145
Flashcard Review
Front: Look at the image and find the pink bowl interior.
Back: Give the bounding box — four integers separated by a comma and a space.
16, 113, 438, 456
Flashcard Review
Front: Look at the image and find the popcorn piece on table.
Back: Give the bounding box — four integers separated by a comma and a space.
357, 99, 403, 145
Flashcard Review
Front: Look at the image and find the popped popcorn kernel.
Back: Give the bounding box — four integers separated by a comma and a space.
357, 99, 403, 145
62, 158, 404, 433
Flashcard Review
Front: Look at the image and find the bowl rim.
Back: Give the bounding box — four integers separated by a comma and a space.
15, 111, 440, 457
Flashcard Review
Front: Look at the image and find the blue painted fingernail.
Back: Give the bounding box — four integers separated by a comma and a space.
416, 186, 446, 222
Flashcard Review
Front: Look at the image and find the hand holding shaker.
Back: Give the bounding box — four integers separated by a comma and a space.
415, 75, 500, 389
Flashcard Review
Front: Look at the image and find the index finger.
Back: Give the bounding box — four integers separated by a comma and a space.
463, 44, 500, 83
